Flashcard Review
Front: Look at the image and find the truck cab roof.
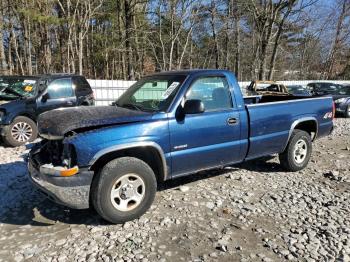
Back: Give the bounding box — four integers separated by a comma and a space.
148, 69, 233, 77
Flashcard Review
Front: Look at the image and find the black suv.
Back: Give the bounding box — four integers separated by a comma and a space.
307, 82, 350, 118
0, 74, 94, 146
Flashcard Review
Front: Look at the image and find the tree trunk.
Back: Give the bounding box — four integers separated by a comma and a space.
8, 27, 13, 74
325, 0, 347, 79
24, 20, 33, 75
210, 5, 219, 69
268, 11, 289, 80
223, 1, 231, 69
12, 28, 24, 75
78, 31, 83, 75
0, 14, 7, 74
234, 18, 240, 78
124, 0, 134, 80
233, 0, 240, 79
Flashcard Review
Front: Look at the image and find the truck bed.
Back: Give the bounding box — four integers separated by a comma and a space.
243, 95, 334, 160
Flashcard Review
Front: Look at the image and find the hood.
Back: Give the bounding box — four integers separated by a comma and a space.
38, 106, 153, 138
0, 98, 26, 111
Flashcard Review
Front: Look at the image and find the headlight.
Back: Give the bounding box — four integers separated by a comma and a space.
40, 164, 79, 177
0, 110, 5, 122
335, 98, 347, 103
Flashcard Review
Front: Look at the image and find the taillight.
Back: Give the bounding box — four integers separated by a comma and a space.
332, 101, 335, 120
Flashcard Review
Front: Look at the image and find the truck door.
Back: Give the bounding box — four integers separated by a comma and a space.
37, 78, 77, 115
169, 76, 241, 177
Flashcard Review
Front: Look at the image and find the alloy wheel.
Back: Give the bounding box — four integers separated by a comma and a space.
11, 122, 33, 143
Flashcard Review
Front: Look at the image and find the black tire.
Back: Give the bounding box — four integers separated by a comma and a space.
3, 116, 38, 147
345, 106, 350, 118
91, 157, 157, 224
279, 129, 312, 172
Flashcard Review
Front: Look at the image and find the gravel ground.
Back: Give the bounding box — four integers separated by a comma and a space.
0, 118, 349, 262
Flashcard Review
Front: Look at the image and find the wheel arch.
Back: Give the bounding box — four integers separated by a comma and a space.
282, 117, 318, 152
10, 112, 37, 124
89, 142, 168, 184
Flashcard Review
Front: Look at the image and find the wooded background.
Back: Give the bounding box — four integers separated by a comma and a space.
0, 0, 349, 81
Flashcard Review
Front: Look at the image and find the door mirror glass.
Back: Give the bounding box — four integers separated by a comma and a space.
38, 81, 47, 93
41, 93, 50, 102
183, 99, 205, 114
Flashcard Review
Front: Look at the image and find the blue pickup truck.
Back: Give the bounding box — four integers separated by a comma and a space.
28, 70, 334, 224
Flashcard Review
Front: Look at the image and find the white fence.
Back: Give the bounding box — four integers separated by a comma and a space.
88, 79, 350, 106
88, 79, 136, 106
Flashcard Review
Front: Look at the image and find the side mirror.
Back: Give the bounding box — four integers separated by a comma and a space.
41, 93, 50, 103
38, 81, 47, 93
183, 99, 205, 114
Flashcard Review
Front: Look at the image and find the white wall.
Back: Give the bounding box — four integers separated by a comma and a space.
88, 79, 350, 106
87, 79, 136, 106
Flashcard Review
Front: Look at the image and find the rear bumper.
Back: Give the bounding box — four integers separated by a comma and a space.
28, 156, 94, 209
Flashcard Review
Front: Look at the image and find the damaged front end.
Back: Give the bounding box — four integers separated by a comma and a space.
28, 139, 94, 209
31, 139, 79, 176
28, 106, 153, 209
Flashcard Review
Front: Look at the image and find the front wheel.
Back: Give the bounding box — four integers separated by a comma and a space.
3, 116, 38, 147
279, 129, 312, 172
91, 157, 157, 224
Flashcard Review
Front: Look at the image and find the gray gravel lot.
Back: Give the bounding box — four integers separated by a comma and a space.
0, 119, 349, 262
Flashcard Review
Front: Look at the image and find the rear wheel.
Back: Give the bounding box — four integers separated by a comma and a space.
345, 106, 350, 118
91, 157, 157, 224
3, 116, 38, 147
279, 129, 312, 172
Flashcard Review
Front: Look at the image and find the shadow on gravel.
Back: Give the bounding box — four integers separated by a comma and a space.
0, 194, 105, 227
159, 155, 283, 191
238, 156, 284, 173
0, 155, 281, 227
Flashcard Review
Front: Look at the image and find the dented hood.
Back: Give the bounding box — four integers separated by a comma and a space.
38, 106, 152, 138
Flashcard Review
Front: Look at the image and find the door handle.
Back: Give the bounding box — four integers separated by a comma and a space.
227, 117, 238, 125
66, 101, 74, 106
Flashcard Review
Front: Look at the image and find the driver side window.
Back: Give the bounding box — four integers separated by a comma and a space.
186, 77, 233, 111
47, 78, 74, 99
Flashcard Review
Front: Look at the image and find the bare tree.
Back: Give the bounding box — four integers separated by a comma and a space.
325, 0, 350, 79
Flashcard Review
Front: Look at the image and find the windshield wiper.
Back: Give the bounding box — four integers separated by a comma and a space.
1, 87, 24, 98
115, 102, 157, 112
116, 102, 143, 111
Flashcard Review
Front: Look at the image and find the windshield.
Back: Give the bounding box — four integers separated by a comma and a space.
332, 85, 350, 95
0, 77, 38, 99
116, 75, 187, 112
287, 86, 310, 95
312, 83, 350, 95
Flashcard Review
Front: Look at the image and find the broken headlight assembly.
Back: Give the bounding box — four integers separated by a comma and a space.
0, 110, 5, 122
38, 141, 79, 177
